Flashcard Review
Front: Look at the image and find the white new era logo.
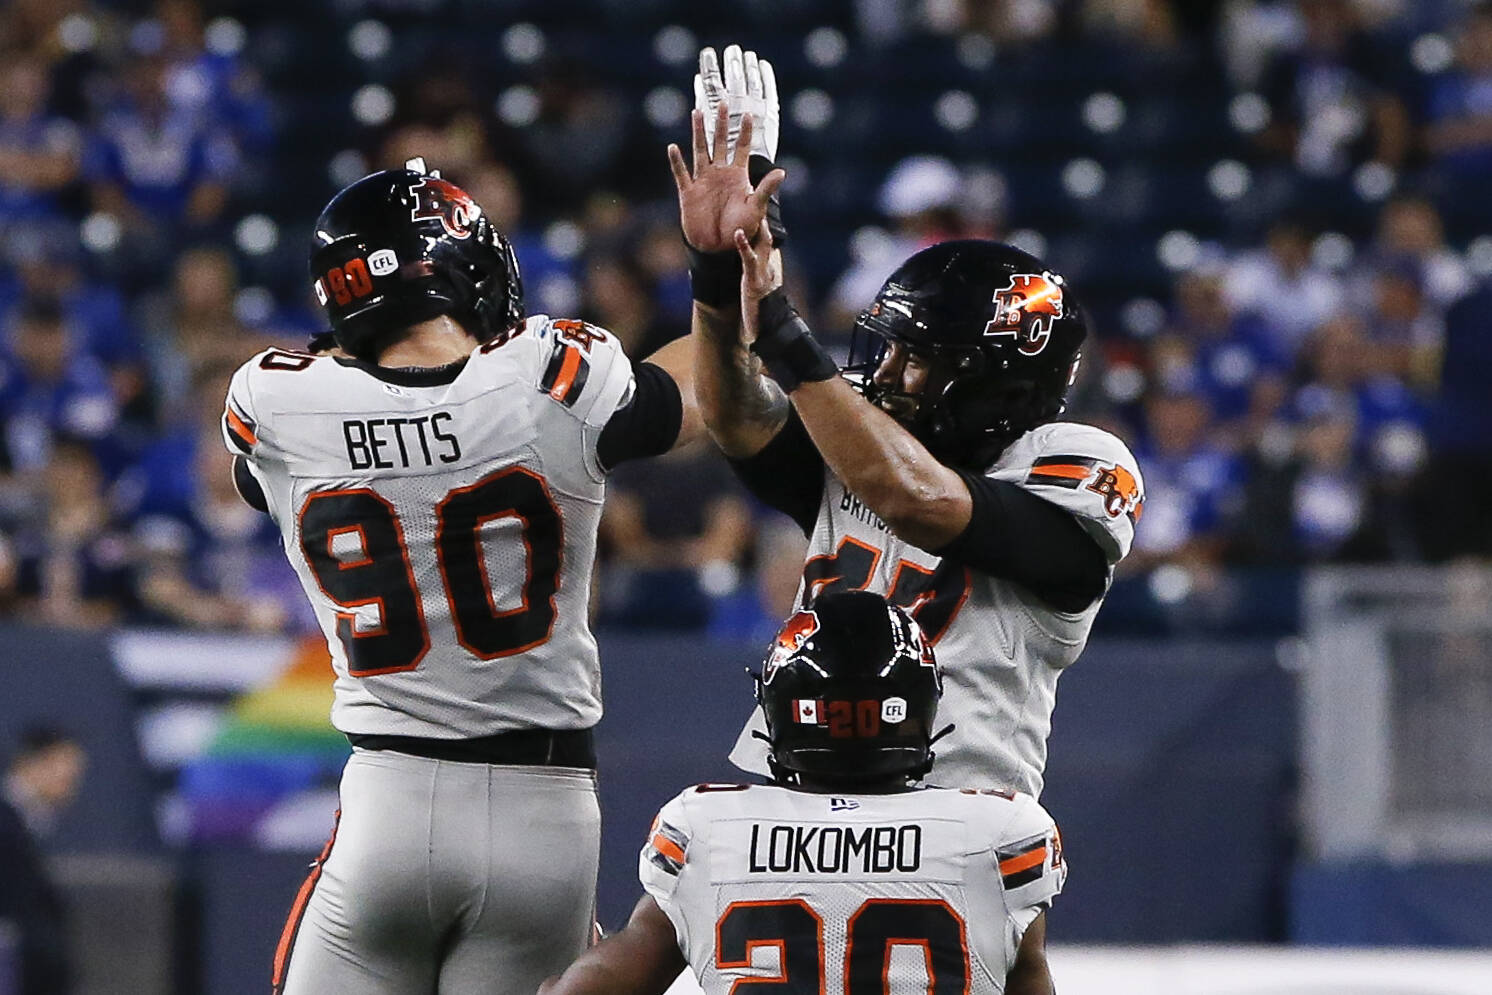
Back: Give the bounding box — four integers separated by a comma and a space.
794, 699, 823, 724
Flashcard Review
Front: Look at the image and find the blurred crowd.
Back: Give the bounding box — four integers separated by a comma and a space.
2, 0, 1492, 637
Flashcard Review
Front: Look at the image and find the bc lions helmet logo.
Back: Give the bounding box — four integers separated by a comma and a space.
409, 177, 480, 239
763, 610, 821, 684
984, 272, 1065, 356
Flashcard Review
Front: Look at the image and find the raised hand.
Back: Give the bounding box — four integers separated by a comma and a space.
695, 44, 779, 163
733, 225, 782, 324
668, 102, 784, 255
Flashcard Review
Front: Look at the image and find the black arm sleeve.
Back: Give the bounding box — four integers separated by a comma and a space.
596, 361, 684, 471
933, 470, 1110, 613
232, 456, 269, 513
725, 408, 826, 536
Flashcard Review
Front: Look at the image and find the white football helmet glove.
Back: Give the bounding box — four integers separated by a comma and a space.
695, 44, 779, 163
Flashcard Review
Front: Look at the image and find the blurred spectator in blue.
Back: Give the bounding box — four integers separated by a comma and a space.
457, 157, 582, 320
1240, 386, 1415, 563
1128, 387, 1241, 568
1154, 266, 1288, 434
1361, 194, 1472, 310
581, 253, 673, 358
153, 0, 273, 154
634, 209, 693, 330
708, 517, 810, 642
0, 298, 118, 474
0, 230, 148, 440
1256, 0, 1411, 176
124, 362, 300, 631
134, 246, 252, 425
1423, 3, 1492, 187
1225, 217, 1344, 361
1293, 313, 1426, 454
86, 52, 236, 271
5, 437, 135, 627
1358, 255, 1443, 387
0, 52, 81, 229
598, 440, 754, 631
1288, 405, 1372, 558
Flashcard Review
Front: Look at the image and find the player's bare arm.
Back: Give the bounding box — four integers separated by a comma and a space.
734, 229, 973, 551
673, 47, 791, 459
1005, 910, 1057, 995
538, 896, 685, 995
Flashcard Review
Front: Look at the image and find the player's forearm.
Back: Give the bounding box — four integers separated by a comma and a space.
540, 960, 661, 995
693, 300, 789, 459
540, 899, 685, 995
790, 378, 971, 549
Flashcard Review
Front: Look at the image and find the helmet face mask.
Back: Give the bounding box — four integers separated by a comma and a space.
309, 162, 524, 361
756, 592, 944, 790
844, 240, 1087, 470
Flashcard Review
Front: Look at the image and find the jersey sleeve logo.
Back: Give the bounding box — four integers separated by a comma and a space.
984, 272, 1065, 356
1026, 455, 1144, 523
996, 833, 1050, 888
1087, 463, 1142, 522
539, 341, 592, 408
646, 819, 690, 877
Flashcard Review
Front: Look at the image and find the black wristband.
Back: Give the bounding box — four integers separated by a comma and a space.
684, 238, 742, 309
749, 154, 787, 248
750, 289, 837, 393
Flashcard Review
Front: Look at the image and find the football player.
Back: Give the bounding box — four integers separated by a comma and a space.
539, 591, 1065, 995
682, 47, 1144, 799
224, 115, 776, 993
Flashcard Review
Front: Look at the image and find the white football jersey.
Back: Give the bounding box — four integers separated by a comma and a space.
731, 422, 1142, 795
222, 316, 633, 738
640, 783, 1064, 994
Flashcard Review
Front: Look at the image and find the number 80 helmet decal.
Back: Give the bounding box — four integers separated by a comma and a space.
308, 158, 524, 360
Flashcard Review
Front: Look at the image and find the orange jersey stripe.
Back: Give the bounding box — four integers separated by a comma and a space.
999, 846, 1047, 876
226, 407, 258, 447
1028, 464, 1090, 481
548, 347, 582, 401
652, 832, 686, 866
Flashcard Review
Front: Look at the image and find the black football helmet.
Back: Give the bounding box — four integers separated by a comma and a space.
756, 591, 944, 787
846, 240, 1087, 470
308, 158, 523, 360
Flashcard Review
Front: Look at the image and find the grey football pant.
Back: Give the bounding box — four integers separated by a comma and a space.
274, 747, 601, 994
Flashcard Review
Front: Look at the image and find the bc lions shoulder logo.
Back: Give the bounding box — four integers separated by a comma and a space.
409, 177, 480, 239
1088, 463, 1143, 522
985, 272, 1065, 356
763, 610, 821, 684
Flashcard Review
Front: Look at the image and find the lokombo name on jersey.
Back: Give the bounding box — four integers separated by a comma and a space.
746, 820, 923, 874
221, 315, 636, 739
731, 420, 1144, 797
